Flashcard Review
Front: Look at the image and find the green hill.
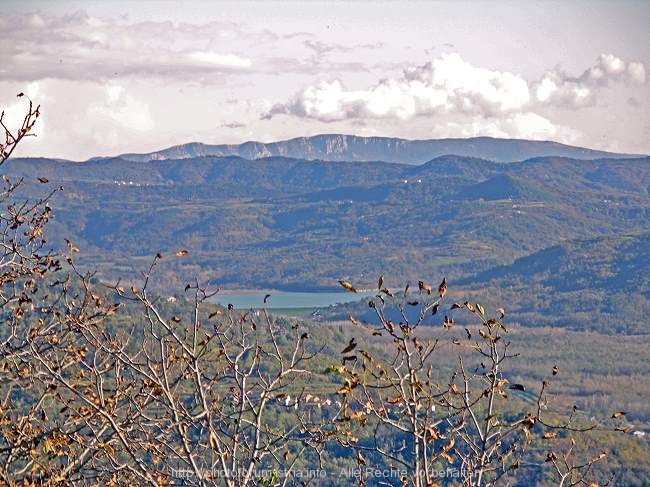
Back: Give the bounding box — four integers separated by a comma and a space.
5, 152, 650, 334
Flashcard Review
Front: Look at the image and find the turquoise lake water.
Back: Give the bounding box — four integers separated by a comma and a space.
210, 291, 374, 310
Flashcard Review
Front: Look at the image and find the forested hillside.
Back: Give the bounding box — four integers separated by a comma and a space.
8, 151, 650, 333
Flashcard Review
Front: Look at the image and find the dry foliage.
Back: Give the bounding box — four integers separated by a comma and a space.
332, 276, 608, 486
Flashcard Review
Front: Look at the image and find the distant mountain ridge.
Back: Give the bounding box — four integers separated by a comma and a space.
116, 134, 640, 164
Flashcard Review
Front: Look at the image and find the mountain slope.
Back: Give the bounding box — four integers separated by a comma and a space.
459, 232, 650, 334
321, 232, 650, 334
116, 134, 640, 164
5, 153, 650, 334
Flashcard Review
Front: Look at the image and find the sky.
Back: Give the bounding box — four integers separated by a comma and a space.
1, 0, 648, 160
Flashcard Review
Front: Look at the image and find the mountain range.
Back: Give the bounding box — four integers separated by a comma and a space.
7, 135, 650, 334
115, 134, 639, 164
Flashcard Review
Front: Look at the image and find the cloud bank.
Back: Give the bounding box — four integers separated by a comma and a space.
266, 53, 646, 123
0, 11, 256, 82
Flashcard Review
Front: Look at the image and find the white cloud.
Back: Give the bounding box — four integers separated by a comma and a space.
444, 113, 581, 143
187, 51, 252, 68
533, 71, 594, 107
264, 53, 646, 144
0, 82, 45, 136
88, 84, 154, 132
405, 54, 531, 112
533, 54, 647, 107
627, 62, 646, 84
106, 84, 124, 103
266, 53, 535, 121
0, 11, 259, 82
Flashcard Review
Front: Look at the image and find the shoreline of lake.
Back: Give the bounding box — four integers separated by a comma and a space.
209, 290, 375, 310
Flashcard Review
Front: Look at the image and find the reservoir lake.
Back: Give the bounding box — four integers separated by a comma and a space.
210, 291, 375, 310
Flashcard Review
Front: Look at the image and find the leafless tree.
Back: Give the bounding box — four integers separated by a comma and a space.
0, 98, 332, 486
1, 253, 332, 485
332, 277, 607, 486
0, 93, 39, 165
